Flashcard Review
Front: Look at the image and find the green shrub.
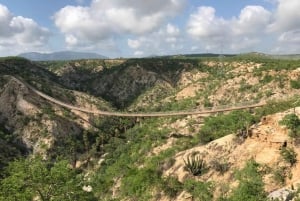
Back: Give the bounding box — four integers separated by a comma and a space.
183, 179, 214, 201
204, 98, 213, 108
41, 105, 56, 119
227, 160, 266, 201
275, 75, 286, 88
120, 167, 162, 199
184, 154, 207, 176
260, 74, 273, 84
272, 166, 290, 185
0, 158, 96, 201
290, 79, 300, 89
280, 113, 300, 138
239, 83, 253, 93
161, 177, 183, 198
92, 118, 172, 199
280, 147, 297, 166
211, 159, 230, 174
199, 110, 257, 143
265, 90, 273, 97
256, 97, 300, 117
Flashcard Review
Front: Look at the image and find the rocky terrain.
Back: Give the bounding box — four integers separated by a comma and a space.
164, 108, 300, 200
0, 55, 300, 200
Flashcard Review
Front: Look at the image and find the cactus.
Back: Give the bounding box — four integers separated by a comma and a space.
183, 154, 207, 176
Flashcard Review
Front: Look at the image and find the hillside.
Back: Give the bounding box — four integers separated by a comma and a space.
165, 107, 300, 200
18, 51, 108, 61
0, 56, 300, 200
0, 58, 114, 170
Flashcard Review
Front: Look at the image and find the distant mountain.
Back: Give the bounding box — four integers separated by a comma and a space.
18, 51, 108, 61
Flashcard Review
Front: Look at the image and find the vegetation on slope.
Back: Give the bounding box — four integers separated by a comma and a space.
0, 56, 299, 200
0, 157, 96, 201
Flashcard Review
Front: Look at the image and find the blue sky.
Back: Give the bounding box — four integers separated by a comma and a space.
0, 0, 299, 58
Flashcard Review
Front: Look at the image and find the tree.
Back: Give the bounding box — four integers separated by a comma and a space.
199, 111, 256, 143
0, 157, 96, 201
280, 113, 300, 138
227, 160, 266, 201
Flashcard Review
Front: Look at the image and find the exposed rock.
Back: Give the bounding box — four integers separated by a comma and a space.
164, 108, 300, 198
268, 187, 294, 201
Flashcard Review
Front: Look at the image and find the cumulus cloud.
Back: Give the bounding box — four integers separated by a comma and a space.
187, 5, 271, 52
134, 51, 144, 56
166, 23, 180, 36
128, 39, 141, 49
271, 29, 300, 53
269, 0, 300, 32
187, 7, 228, 40
232, 6, 272, 36
54, 0, 185, 47
52, 0, 300, 56
267, 0, 300, 54
0, 4, 50, 55
278, 29, 300, 43
127, 23, 183, 56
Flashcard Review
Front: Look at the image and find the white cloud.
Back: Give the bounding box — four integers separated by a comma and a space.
65, 34, 78, 46
232, 6, 271, 36
191, 46, 199, 51
166, 37, 177, 43
269, 0, 300, 32
166, 23, 180, 36
0, 4, 50, 55
230, 37, 260, 51
271, 29, 300, 54
267, 0, 300, 54
187, 7, 228, 40
278, 29, 300, 43
128, 39, 141, 49
127, 24, 183, 56
134, 51, 144, 56
54, 0, 185, 47
187, 6, 271, 52
0, 4, 12, 36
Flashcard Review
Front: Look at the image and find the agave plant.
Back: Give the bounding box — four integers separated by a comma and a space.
183, 154, 207, 176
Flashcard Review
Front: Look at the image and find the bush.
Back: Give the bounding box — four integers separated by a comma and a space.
199, 110, 257, 143
273, 166, 290, 185
260, 74, 273, 84
290, 79, 300, 89
280, 147, 297, 166
0, 158, 96, 201
227, 160, 266, 201
161, 176, 183, 198
120, 167, 162, 198
183, 179, 214, 201
204, 98, 213, 108
184, 153, 207, 176
280, 113, 300, 138
211, 158, 230, 174
256, 98, 300, 117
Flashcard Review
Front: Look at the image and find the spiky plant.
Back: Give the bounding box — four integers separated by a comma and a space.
183, 154, 207, 176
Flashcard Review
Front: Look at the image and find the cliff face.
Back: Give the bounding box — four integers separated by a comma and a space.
0, 74, 113, 168
0, 77, 77, 157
